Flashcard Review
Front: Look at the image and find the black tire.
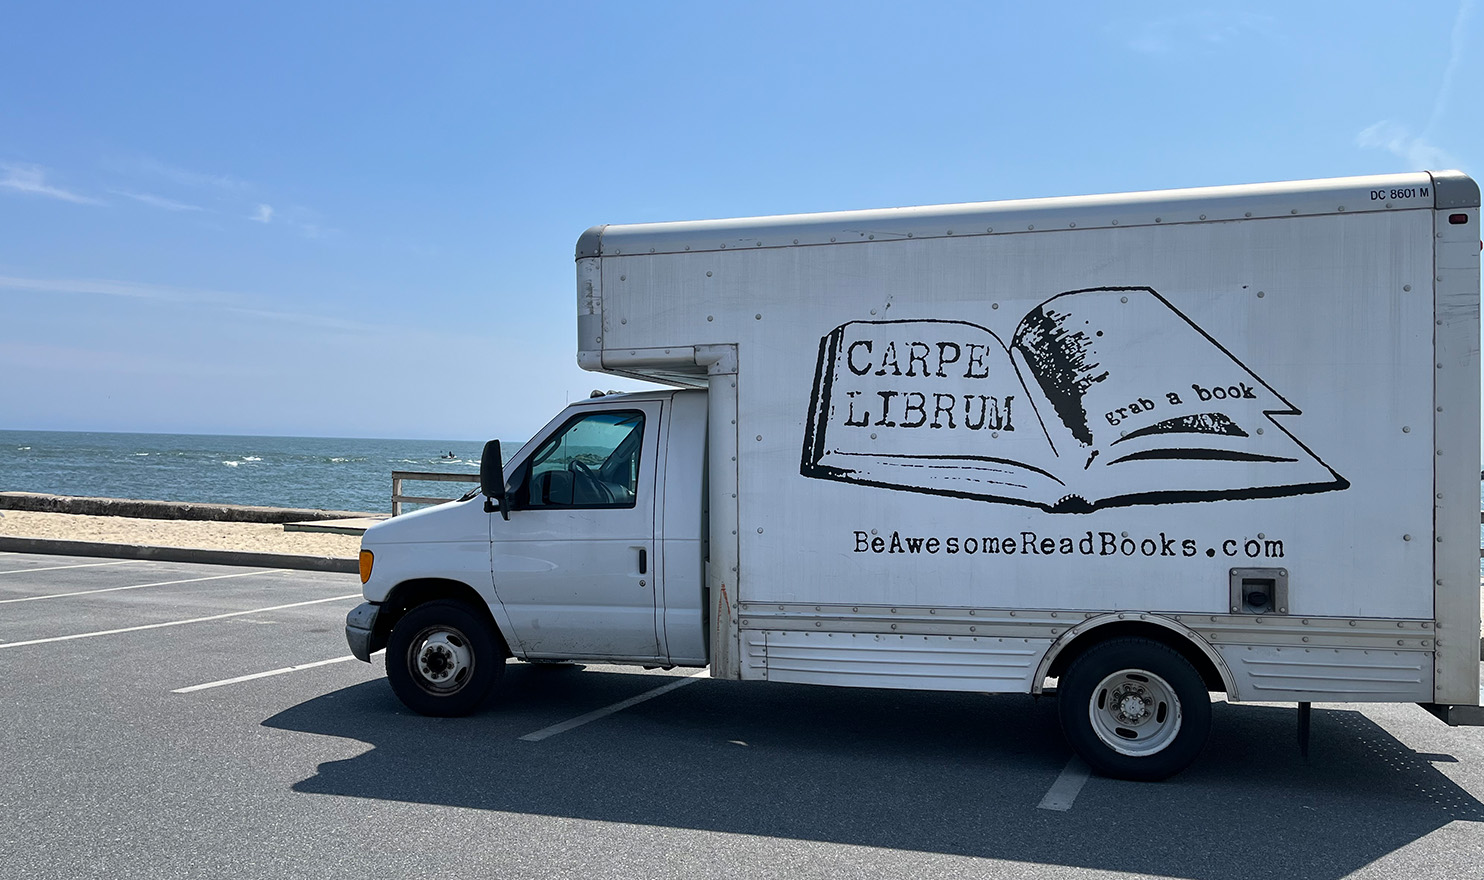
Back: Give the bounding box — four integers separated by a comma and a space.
385, 599, 505, 717
1057, 637, 1211, 781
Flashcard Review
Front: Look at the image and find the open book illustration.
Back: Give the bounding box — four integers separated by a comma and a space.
800, 287, 1348, 513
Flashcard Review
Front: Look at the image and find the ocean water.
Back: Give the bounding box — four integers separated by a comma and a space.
0, 430, 523, 514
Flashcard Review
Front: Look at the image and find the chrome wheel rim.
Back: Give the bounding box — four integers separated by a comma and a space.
1088, 668, 1182, 756
407, 625, 474, 695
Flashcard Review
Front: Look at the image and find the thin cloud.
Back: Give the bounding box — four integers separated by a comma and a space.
124, 156, 250, 191
0, 272, 387, 337
286, 219, 337, 240
0, 163, 104, 205
0, 340, 244, 377
1115, 10, 1274, 54
0, 274, 237, 305
256, 204, 339, 240
1356, 121, 1459, 169
108, 189, 206, 212
1357, 0, 1473, 169
227, 307, 379, 334
283, 205, 338, 240
1427, 0, 1474, 137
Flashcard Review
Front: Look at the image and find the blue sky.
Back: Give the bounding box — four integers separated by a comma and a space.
1, 1, 1478, 440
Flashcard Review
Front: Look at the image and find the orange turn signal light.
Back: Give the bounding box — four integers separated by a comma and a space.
359, 550, 374, 584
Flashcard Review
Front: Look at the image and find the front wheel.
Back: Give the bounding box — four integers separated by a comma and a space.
1057, 637, 1211, 781
386, 600, 505, 717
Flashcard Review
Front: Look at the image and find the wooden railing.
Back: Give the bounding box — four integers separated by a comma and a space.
391, 471, 481, 516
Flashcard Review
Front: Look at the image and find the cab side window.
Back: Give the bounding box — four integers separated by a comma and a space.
514, 411, 644, 509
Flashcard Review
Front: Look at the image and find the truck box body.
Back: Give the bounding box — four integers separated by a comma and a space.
574, 172, 1481, 707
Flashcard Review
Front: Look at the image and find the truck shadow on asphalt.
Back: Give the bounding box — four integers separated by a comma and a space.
263, 664, 1483, 880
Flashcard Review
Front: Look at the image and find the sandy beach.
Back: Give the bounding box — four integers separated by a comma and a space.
0, 509, 359, 558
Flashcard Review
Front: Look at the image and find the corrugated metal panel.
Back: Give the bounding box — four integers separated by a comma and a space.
1219, 645, 1432, 701
760, 630, 1048, 692
741, 630, 768, 680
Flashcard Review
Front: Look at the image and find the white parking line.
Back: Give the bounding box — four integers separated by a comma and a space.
1037, 756, 1092, 811
0, 594, 361, 650
173, 654, 368, 693
0, 560, 139, 576
520, 669, 709, 742
0, 569, 281, 604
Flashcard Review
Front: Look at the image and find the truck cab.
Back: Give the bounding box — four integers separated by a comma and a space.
346, 389, 708, 714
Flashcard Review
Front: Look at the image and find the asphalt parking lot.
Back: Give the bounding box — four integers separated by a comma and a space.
2, 551, 1482, 879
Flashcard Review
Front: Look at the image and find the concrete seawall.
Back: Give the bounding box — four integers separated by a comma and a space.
0, 491, 376, 524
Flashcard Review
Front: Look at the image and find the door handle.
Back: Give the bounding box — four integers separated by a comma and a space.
638, 547, 648, 574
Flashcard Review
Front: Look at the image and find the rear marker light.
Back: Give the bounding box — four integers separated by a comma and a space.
1447, 213, 1469, 225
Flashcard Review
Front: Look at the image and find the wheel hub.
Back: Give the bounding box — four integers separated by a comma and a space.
415, 631, 471, 687
422, 645, 454, 679
1113, 686, 1151, 724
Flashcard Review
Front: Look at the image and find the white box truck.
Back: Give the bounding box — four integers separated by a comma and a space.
347, 171, 1483, 780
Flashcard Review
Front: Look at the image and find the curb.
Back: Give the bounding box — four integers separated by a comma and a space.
0, 536, 357, 574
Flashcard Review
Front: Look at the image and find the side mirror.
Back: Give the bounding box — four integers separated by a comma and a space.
480, 439, 510, 520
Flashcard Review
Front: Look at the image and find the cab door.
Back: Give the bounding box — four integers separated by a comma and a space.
490, 401, 662, 661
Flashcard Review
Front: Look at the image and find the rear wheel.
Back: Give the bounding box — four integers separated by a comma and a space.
1057, 637, 1211, 781
386, 599, 505, 716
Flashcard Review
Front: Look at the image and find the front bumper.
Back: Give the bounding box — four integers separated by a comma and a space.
346, 602, 380, 662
